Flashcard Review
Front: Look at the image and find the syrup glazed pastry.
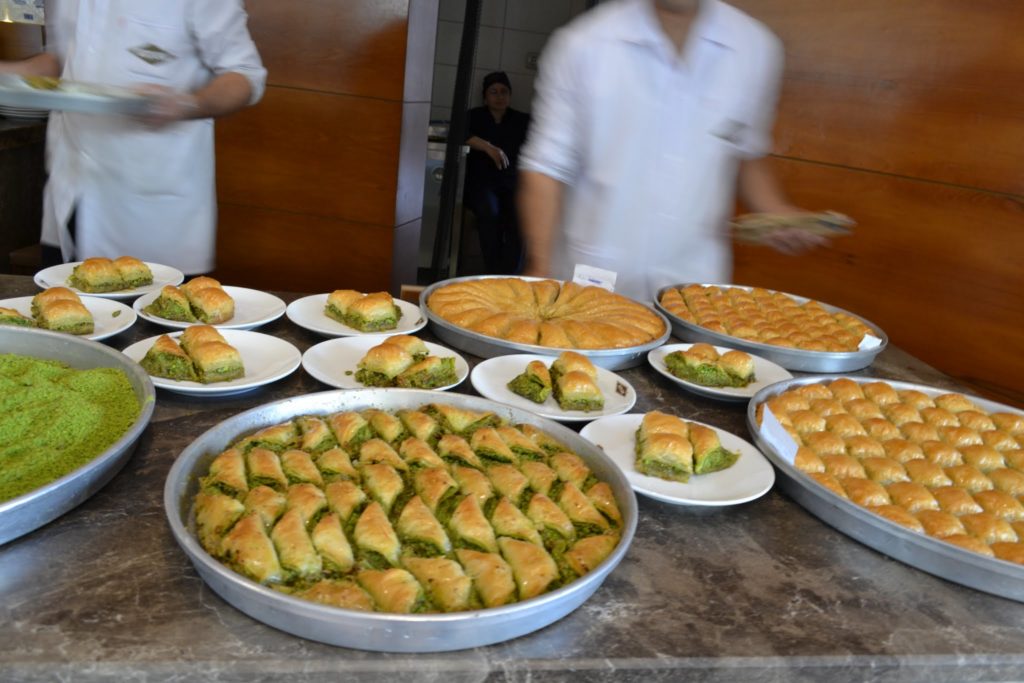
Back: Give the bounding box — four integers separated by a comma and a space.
427, 278, 665, 350
325, 290, 402, 332
191, 403, 623, 613
634, 411, 739, 482
68, 256, 153, 292
147, 276, 235, 324
354, 336, 456, 389
140, 325, 245, 384
506, 352, 604, 411
755, 379, 1024, 563
659, 284, 874, 352
663, 343, 755, 388
12, 286, 96, 335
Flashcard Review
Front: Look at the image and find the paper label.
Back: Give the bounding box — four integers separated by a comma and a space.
572, 263, 617, 292
859, 334, 883, 351
761, 405, 798, 466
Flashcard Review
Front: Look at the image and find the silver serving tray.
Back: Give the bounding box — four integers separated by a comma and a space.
0, 327, 155, 545
654, 283, 888, 373
747, 375, 1024, 602
164, 388, 638, 652
421, 275, 671, 370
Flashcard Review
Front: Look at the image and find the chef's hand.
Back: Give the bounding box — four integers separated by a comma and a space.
132, 83, 200, 128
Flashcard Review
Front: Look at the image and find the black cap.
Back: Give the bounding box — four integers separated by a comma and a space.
482, 71, 512, 96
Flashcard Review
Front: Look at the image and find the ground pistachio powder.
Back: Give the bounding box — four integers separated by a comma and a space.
0, 353, 141, 502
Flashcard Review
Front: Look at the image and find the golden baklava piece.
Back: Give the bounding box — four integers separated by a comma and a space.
112, 256, 153, 288
68, 257, 123, 292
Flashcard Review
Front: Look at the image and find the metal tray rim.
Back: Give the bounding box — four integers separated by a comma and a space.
164, 387, 639, 650
420, 275, 671, 369
0, 327, 156, 542
746, 374, 1024, 598
654, 283, 889, 371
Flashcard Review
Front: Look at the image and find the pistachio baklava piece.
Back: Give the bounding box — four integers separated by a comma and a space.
664, 346, 729, 387
355, 342, 414, 387
0, 306, 34, 328
180, 276, 222, 298
31, 286, 80, 317
689, 423, 739, 475
144, 285, 197, 322
68, 257, 124, 292
36, 299, 94, 335
112, 256, 153, 288
324, 289, 364, 324
186, 286, 235, 324
553, 370, 604, 412
191, 340, 245, 383
507, 360, 552, 403
179, 324, 228, 356
395, 356, 457, 389
345, 292, 402, 332
140, 334, 197, 381
383, 334, 429, 361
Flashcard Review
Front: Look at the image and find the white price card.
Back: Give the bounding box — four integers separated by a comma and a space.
572, 263, 617, 292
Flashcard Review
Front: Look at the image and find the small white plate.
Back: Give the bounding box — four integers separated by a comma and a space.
0, 295, 136, 342
580, 413, 775, 506
133, 286, 286, 330
302, 336, 468, 391
34, 261, 185, 300
470, 354, 637, 423
286, 294, 426, 338
647, 343, 793, 402
122, 329, 301, 397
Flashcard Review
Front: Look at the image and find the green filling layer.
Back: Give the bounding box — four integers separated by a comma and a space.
140, 351, 197, 382
0, 354, 141, 503
694, 446, 740, 475
355, 368, 396, 387
39, 319, 94, 336
664, 352, 750, 388
396, 358, 456, 389
343, 310, 400, 332
635, 458, 691, 483
0, 313, 34, 328
555, 397, 604, 412
68, 272, 124, 293
507, 372, 551, 403
197, 364, 244, 384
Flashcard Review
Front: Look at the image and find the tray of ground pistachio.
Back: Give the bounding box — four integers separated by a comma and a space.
655, 283, 888, 372
0, 326, 155, 545
747, 375, 1024, 602
165, 388, 637, 651
422, 276, 670, 371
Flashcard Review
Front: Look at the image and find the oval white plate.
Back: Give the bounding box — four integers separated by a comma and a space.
133, 286, 286, 331
302, 336, 468, 391
580, 413, 775, 506
286, 294, 426, 337
0, 295, 136, 341
34, 261, 185, 300
121, 329, 301, 397
647, 343, 793, 402
470, 354, 636, 423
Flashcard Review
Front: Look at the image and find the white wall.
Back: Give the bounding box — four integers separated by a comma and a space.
430, 0, 591, 121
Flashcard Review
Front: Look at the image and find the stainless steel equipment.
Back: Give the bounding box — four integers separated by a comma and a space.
0, 326, 155, 545
422, 275, 671, 371
164, 388, 638, 652
655, 284, 888, 373
747, 375, 1024, 603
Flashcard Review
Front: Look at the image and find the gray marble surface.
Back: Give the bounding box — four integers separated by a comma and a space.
2, 274, 1023, 682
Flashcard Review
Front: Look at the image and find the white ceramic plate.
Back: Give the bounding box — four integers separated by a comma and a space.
0, 295, 136, 342
302, 336, 468, 391
286, 294, 426, 337
121, 329, 301, 397
470, 354, 637, 423
133, 286, 286, 330
647, 343, 793, 402
580, 413, 775, 506
34, 261, 185, 300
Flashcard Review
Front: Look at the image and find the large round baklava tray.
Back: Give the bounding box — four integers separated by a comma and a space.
656, 283, 887, 372
165, 389, 637, 652
422, 276, 670, 370
747, 375, 1024, 602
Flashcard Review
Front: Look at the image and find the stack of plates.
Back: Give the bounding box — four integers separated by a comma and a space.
0, 104, 48, 120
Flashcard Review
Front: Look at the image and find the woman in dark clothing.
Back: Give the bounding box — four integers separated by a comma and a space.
464, 71, 531, 274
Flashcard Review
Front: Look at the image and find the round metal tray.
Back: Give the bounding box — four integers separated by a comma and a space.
0, 327, 155, 545
654, 283, 888, 373
421, 275, 671, 370
747, 375, 1024, 602
164, 388, 638, 652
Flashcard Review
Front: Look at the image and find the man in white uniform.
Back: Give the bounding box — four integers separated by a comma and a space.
0, 1, 266, 275
519, 0, 822, 302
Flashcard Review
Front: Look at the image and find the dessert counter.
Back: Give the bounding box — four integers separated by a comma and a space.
2, 273, 1023, 682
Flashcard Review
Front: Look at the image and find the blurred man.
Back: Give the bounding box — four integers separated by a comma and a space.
0, 1, 266, 275
519, 0, 822, 301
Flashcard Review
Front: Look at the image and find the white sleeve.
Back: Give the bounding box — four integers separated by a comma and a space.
734, 31, 784, 159
188, 0, 267, 104
518, 28, 585, 185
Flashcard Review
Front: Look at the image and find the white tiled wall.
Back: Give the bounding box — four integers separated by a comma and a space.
430, 0, 591, 121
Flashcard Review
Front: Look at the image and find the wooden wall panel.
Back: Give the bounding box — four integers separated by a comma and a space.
216, 89, 403, 227
245, 0, 411, 100
214, 204, 396, 293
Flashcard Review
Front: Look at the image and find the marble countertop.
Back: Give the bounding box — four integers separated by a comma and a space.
2, 274, 1023, 683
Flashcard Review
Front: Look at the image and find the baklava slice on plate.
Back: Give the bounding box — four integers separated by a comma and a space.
140, 334, 197, 381
69, 257, 123, 292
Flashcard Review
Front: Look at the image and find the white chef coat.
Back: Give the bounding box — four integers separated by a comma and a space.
41, 0, 266, 274
519, 0, 783, 302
